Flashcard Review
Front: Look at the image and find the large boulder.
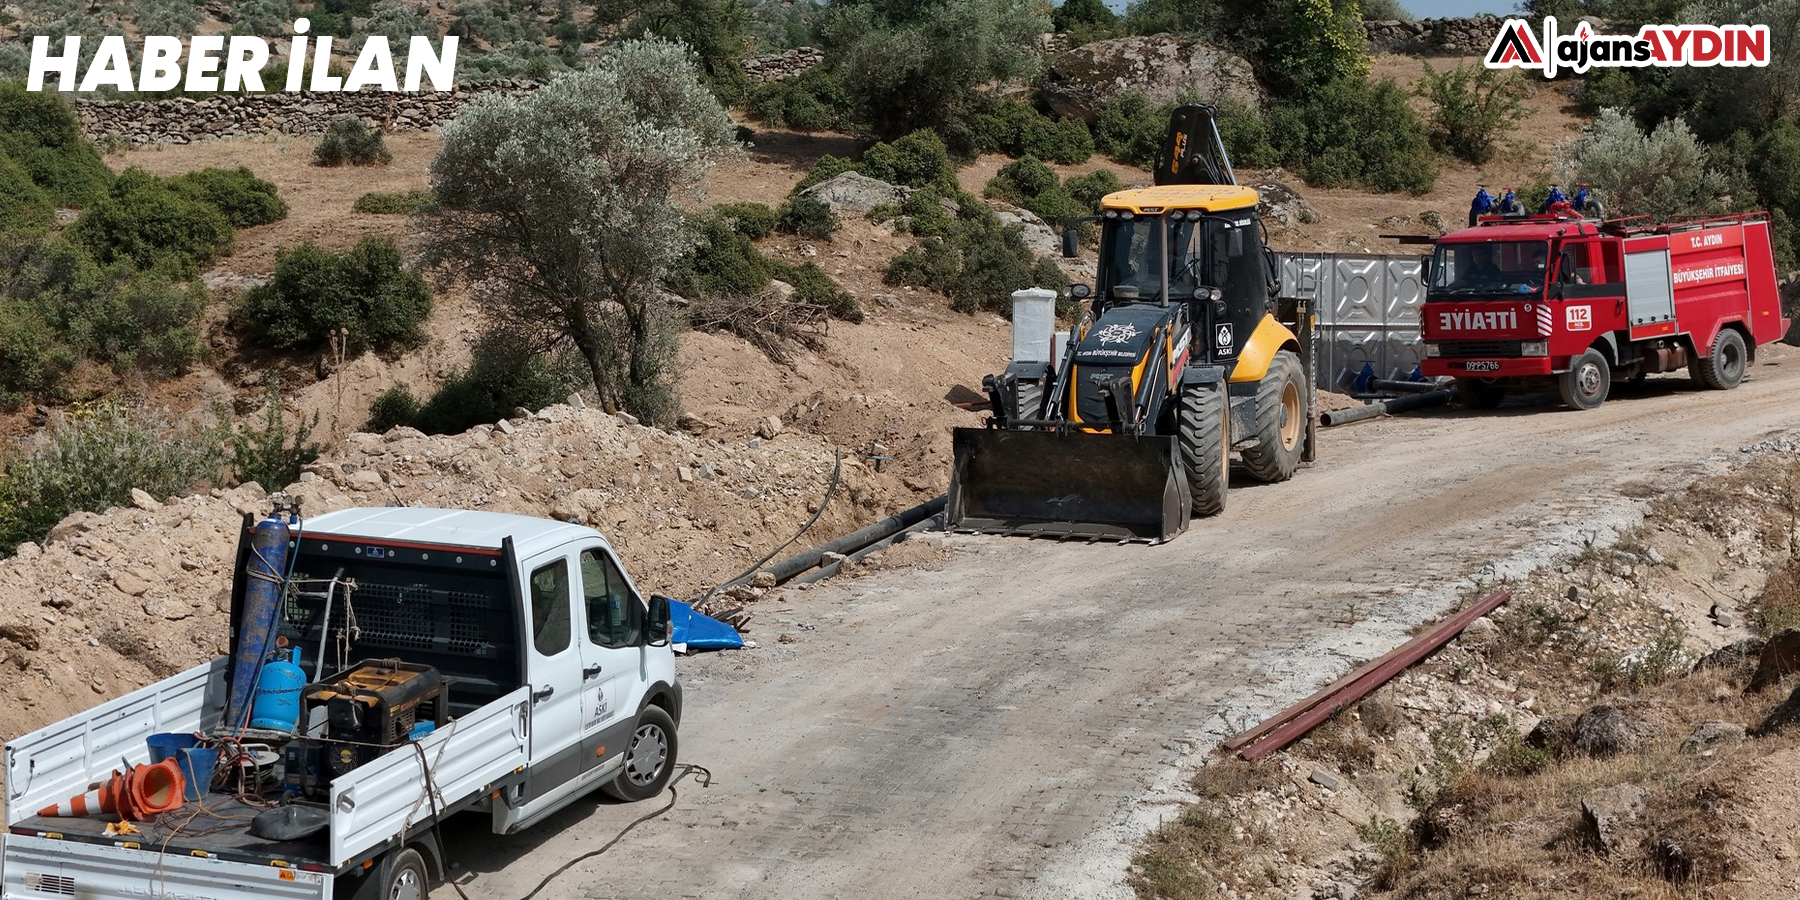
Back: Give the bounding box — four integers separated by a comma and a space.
1749, 627, 1800, 692
1572, 705, 1656, 757
799, 172, 907, 218
1040, 35, 1264, 124
1580, 783, 1648, 855
1250, 177, 1314, 235
1757, 681, 1800, 735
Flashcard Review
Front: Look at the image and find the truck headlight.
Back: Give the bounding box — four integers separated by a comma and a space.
1423, 343, 1441, 358
1520, 341, 1548, 356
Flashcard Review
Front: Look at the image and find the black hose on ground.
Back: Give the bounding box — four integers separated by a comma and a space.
1319, 389, 1455, 426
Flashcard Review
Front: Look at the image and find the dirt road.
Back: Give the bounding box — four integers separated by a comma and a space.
432, 351, 1800, 900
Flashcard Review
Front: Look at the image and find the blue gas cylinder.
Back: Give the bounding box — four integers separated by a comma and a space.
249, 648, 305, 732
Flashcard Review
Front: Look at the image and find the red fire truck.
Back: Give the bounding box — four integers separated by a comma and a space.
1421, 209, 1787, 409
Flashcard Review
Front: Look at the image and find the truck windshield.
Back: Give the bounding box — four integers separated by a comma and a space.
1430, 240, 1552, 297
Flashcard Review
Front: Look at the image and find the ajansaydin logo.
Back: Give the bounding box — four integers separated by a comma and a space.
1485, 15, 1770, 78
28, 17, 457, 93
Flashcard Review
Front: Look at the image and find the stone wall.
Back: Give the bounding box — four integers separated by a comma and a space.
742, 47, 824, 83
73, 78, 543, 147
1363, 16, 1507, 57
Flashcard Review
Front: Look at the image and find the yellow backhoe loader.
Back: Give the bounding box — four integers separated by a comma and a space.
947, 105, 1316, 543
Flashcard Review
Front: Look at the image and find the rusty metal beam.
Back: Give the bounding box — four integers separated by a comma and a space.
1227, 589, 1512, 761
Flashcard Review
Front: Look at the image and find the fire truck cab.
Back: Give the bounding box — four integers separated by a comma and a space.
1421, 209, 1787, 410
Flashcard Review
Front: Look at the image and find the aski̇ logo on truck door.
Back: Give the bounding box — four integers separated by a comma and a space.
1436, 309, 1518, 331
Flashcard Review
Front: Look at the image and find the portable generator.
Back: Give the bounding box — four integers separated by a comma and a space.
283, 659, 444, 799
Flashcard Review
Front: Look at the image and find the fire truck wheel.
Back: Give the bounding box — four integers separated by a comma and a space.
1454, 378, 1506, 410
1695, 328, 1748, 390
1559, 348, 1611, 410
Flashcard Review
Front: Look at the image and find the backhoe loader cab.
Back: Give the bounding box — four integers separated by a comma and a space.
946, 105, 1317, 544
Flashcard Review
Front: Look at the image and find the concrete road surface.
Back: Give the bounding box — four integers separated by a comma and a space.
433, 350, 1800, 900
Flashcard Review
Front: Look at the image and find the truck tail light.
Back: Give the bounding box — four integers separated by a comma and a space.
1423, 343, 1441, 358
1520, 341, 1548, 356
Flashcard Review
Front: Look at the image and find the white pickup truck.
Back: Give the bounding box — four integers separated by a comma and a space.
2, 507, 682, 900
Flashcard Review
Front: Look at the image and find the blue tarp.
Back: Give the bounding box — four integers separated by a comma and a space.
669, 599, 744, 651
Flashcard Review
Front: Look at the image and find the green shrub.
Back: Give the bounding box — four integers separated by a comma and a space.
969, 101, 1095, 164
167, 167, 288, 227
240, 237, 432, 352
666, 215, 774, 298
1093, 93, 1170, 168
714, 201, 778, 240
1216, 100, 1278, 169
984, 156, 1083, 225
352, 189, 435, 215
885, 207, 1053, 314
1052, 0, 1122, 43
773, 260, 862, 323
793, 154, 858, 192
313, 117, 392, 167
0, 153, 52, 234
860, 129, 958, 189
68, 269, 206, 376
365, 384, 422, 433
1418, 62, 1527, 165
1065, 169, 1123, 209
899, 185, 961, 237
2, 237, 206, 377
1268, 77, 1435, 194
229, 382, 320, 490
67, 169, 235, 277
0, 405, 225, 555
0, 82, 112, 207
0, 300, 75, 408
745, 68, 852, 133
776, 195, 840, 239
411, 328, 576, 435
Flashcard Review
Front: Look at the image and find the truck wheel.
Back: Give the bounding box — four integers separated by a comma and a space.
1177, 382, 1229, 517
1559, 349, 1611, 410
1013, 379, 1044, 423
1694, 328, 1748, 390
604, 705, 678, 802
343, 848, 428, 900
1240, 350, 1305, 483
1455, 377, 1506, 410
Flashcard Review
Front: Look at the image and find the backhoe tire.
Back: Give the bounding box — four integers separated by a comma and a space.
1178, 382, 1229, 517
1240, 350, 1305, 484
1693, 328, 1747, 390
1559, 348, 1611, 410
1455, 377, 1506, 409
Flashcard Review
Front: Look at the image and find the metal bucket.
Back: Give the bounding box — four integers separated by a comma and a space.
947, 428, 1191, 543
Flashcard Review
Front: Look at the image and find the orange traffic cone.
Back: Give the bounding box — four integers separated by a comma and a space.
38, 770, 126, 817
120, 759, 185, 820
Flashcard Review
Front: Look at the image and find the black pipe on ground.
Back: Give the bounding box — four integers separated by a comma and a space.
757, 495, 947, 584
1367, 378, 1449, 394
794, 514, 947, 585
1320, 389, 1455, 426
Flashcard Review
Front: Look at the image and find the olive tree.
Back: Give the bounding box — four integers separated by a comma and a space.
1555, 109, 1731, 221
425, 39, 737, 425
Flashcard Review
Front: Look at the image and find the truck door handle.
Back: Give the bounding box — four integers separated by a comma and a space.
583, 665, 603, 679
532, 685, 554, 702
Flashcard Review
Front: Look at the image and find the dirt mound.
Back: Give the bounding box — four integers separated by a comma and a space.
0, 402, 934, 744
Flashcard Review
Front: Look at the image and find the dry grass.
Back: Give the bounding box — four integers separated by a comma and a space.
1752, 554, 1800, 635
1190, 757, 1286, 800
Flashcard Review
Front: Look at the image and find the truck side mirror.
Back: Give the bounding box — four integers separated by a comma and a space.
646, 595, 672, 647
1061, 228, 1080, 259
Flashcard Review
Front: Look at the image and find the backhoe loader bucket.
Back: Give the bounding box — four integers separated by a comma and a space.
947, 428, 1191, 543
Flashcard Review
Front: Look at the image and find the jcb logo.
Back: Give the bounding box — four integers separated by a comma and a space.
1565, 305, 1592, 331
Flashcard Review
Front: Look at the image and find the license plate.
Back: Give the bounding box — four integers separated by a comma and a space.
1463, 360, 1501, 372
